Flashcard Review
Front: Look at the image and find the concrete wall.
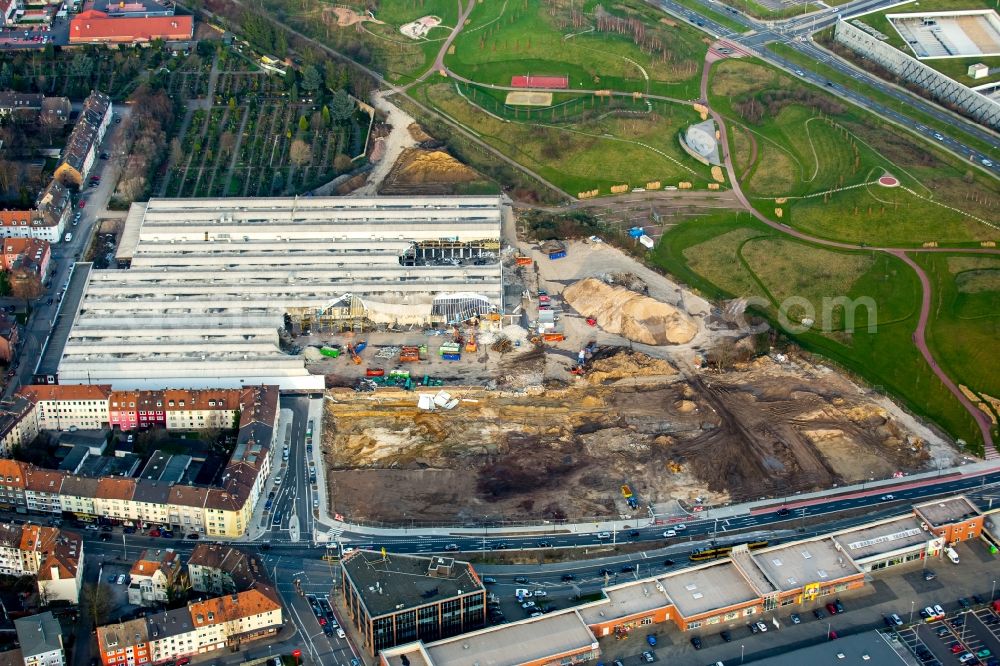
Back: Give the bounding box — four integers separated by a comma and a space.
833, 20, 1000, 129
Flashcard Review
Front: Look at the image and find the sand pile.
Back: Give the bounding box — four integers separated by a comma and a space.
391, 149, 479, 184
564, 278, 697, 345
586, 350, 677, 384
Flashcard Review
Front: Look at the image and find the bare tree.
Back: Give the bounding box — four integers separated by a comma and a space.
10, 273, 43, 309
81, 582, 114, 628
289, 139, 312, 166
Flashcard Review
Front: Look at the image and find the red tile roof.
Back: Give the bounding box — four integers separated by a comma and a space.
18, 384, 113, 403
69, 10, 194, 44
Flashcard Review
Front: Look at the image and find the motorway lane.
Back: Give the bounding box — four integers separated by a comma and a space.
649, 0, 1000, 175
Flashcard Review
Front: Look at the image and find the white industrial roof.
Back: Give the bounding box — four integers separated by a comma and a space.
60, 196, 504, 390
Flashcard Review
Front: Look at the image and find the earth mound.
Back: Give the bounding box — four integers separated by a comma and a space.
563, 278, 697, 345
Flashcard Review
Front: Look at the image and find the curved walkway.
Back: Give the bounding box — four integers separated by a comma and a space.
700, 54, 997, 456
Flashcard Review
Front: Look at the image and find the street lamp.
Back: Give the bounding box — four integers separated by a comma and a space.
741, 644, 745, 664
909, 600, 915, 624
992, 579, 997, 601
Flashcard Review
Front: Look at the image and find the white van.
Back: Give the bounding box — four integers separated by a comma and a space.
64, 232, 72, 242
945, 547, 960, 564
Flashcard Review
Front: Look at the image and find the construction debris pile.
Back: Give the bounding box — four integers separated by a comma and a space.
563, 277, 697, 345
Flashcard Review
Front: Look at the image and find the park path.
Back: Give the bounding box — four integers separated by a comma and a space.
223, 104, 253, 194
698, 51, 998, 457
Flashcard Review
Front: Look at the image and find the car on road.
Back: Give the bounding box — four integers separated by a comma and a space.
934, 133, 944, 140
533, 590, 547, 597
521, 601, 536, 609
514, 576, 529, 584
620, 564, 636, 573
492, 543, 510, 550
598, 568, 613, 577
790, 613, 801, 625
880, 494, 895, 500
641, 652, 655, 663
663, 559, 675, 566
720, 630, 732, 642
561, 573, 575, 582
538, 541, 553, 548
186, 533, 199, 540
663, 530, 677, 537
690, 636, 702, 649
596, 532, 611, 540
264, 498, 273, 510
482, 577, 497, 584
444, 544, 459, 551
78, 199, 86, 208
776, 507, 791, 516
983, 159, 994, 167
629, 530, 641, 539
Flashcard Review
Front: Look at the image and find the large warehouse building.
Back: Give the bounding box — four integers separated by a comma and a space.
52, 196, 504, 390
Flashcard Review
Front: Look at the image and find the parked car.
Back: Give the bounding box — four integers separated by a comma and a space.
116, 574, 126, 585
186, 533, 199, 540
100, 532, 111, 541
756, 621, 768, 633
749, 622, 760, 634
790, 613, 801, 625
482, 577, 497, 584
826, 602, 839, 615
834, 599, 845, 613
958, 597, 971, 608
148, 529, 161, 537
923, 569, 936, 580
690, 636, 702, 649
720, 630, 732, 642
641, 652, 655, 663
161, 530, 174, 539
647, 634, 657, 646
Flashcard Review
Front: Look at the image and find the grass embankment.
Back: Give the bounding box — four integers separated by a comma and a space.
445, 0, 706, 98
767, 42, 1000, 159
412, 81, 713, 196
650, 211, 985, 452
850, 0, 1000, 86
709, 59, 1000, 247
913, 253, 1000, 442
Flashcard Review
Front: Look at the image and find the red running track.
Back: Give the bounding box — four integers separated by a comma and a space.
511, 75, 569, 89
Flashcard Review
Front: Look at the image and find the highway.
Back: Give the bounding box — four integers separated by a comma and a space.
650, 0, 1000, 175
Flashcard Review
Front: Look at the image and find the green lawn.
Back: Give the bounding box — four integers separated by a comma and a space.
445, 0, 707, 98
914, 253, 1000, 437
850, 0, 1000, 85
708, 59, 1000, 247
651, 211, 984, 451
767, 43, 1000, 159
413, 80, 712, 196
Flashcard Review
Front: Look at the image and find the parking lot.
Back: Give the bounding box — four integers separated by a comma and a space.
896, 603, 999, 666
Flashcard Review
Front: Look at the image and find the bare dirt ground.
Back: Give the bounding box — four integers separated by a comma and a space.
323, 347, 943, 526
311, 213, 958, 527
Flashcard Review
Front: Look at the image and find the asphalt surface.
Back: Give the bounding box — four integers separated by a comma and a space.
650, 0, 1000, 174
4, 107, 131, 401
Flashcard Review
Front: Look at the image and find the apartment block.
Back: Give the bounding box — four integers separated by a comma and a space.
14, 612, 65, 666
96, 585, 282, 666
128, 549, 185, 606
187, 544, 267, 596
0, 523, 83, 604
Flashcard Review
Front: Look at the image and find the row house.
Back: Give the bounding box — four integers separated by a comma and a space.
187, 544, 267, 596
0, 397, 37, 457
53, 92, 112, 188
128, 549, 184, 607
95, 618, 149, 666
19, 385, 113, 432
0, 523, 83, 604
14, 612, 65, 666
96, 585, 282, 666
0, 385, 280, 538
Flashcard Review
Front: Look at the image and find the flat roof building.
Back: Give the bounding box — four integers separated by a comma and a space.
57, 196, 504, 390
341, 551, 486, 657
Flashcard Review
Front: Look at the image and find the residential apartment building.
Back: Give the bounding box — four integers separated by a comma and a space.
109, 389, 240, 432
128, 549, 184, 606
34, 180, 71, 241
0, 523, 83, 604
95, 618, 149, 666
14, 612, 65, 666
53, 92, 111, 187
2, 238, 51, 278
19, 385, 113, 431
0, 385, 278, 538
187, 544, 266, 596
96, 585, 282, 666
0, 397, 37, 457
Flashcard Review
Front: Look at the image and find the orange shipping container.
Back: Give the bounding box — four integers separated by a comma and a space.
516, 256, 533, 266
542, 333, 565, 342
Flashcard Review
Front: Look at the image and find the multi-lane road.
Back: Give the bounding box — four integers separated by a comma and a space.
651, 0, 1000, 174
